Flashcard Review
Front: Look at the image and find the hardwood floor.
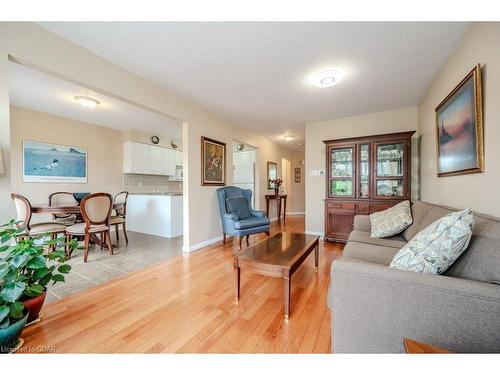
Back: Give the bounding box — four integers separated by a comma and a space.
21, 216, 343, 353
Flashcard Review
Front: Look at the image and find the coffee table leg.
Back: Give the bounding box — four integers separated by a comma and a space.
234, 265, 240, 301
314, 244, 319, 271
284, 276, 291, 319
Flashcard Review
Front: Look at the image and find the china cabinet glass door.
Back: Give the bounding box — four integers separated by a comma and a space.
374, 142, 406, 197
359, 144, 369, 198
330, 146, 355, 197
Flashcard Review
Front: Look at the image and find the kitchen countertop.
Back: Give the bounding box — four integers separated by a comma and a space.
129, 192, 183, 196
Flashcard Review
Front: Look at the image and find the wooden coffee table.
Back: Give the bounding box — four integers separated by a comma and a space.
233, 232, 320, 319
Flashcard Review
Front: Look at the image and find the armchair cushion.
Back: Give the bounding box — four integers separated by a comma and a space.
234, 217, 270, 230
226, 197, 252, 220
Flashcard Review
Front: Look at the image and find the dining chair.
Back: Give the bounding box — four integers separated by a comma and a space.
110, 191, 129, 244
48, 192, 78, 226
65, 192, 113, 262
11, 193, 66, 245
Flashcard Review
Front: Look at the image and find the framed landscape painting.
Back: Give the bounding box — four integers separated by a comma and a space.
201, 136, 226, 186
435, 64, 484, 177
23, 140, 87, 183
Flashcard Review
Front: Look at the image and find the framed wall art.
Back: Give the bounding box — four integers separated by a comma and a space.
23, 140, 87, 183
201, 136, 226, 186
435, 64, 484, 177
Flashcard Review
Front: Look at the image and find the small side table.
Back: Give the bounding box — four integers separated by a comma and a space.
265, 194, 287, 223
403, 338, 451, 354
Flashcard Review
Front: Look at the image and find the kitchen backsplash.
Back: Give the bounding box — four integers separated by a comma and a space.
124, 174, 183, 194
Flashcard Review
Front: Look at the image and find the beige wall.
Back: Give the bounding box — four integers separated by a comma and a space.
305, 106, 418, 235
0, 22, 295, 250
418, 22, 500, 217
10, 106, 123, 221
289, 151, 305, 213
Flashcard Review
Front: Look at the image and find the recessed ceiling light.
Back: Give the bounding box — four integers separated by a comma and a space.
75, 96, 100, 108
284, 134, 295, 142
314, 69, 343, 88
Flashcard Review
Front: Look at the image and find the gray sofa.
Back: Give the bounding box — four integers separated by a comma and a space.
329, 201, 500, 353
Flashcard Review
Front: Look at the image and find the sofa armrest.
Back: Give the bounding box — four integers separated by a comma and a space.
330, 259, 500, 353
353, 215, 371, 232
250, 209, 266, 218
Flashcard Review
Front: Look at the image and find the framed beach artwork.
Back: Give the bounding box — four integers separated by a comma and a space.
201, 136, 226, 186
435, 64, 484, 177
23, 140, 88, 183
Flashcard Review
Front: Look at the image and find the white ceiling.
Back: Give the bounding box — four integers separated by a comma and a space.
8, 62, 183, 141
38, 22, 469, 150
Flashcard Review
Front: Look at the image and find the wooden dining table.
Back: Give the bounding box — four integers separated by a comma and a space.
31, 202, 124, 248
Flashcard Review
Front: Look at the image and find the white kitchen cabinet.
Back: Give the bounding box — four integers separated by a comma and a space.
123, 141, 176, 176
162, 148, 176, 176
175, 150, 183, 167
149, 145, 165, 175
123, 141, 150, 174
126, 194, 183, 238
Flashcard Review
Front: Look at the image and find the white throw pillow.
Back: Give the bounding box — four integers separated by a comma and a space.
390, 208, 474, 274
370, 200, 413, 238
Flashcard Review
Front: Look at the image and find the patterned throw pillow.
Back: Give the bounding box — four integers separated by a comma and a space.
390, 208, 474, 274
370, 200, 413, 238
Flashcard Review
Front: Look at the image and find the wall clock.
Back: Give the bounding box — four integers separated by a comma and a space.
151, 136, 160, 144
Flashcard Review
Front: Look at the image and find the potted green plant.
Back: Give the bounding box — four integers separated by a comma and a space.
0, 221, 77, 325
0, 223, 29, 353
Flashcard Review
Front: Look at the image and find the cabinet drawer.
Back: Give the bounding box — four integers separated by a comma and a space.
328, 202, 355, 210
357, 203, 370, 211
370, 204, 392, 213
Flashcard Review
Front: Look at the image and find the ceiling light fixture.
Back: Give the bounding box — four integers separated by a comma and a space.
313, 69, 343, 88
75, 96, 100, 108
284, 134, 295, 142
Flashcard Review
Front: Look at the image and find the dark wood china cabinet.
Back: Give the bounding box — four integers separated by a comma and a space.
323, 131, 415, 242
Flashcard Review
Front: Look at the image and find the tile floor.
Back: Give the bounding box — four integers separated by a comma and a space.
45, 231, 183, 302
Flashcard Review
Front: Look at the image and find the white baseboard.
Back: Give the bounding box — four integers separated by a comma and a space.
183, 235, 223, 252
287, 212, 305, 215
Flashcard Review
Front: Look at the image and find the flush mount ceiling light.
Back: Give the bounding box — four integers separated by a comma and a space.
284, 134, 295, 142
313, 69, 343, 88
74, 96, 100, 108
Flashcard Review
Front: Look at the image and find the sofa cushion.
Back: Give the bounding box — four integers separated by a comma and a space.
348, 230, 406, 249
342, 241, 400, 266
402, 201, 435, 241
234, 217, 270, 230
370, 200, 413, 238
226, 196, 251, 220
390, 208, 474, 274
445, 214, 500, 284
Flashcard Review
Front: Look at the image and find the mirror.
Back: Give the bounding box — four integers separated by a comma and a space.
267, 161, 278, 189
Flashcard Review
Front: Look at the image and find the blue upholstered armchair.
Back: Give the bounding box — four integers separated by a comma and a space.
217, 186, 270, 250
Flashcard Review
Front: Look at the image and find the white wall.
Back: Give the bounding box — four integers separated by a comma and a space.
418, 22, 500, 217
305, 106, 418, 235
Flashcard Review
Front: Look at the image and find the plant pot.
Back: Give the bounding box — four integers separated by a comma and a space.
22, 290, 47, 323
0, 313, 28, 354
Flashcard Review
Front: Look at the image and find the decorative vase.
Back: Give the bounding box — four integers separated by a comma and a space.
22, 290, 47, 323
0, 313, 28, 354
274, 188, 279, 196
